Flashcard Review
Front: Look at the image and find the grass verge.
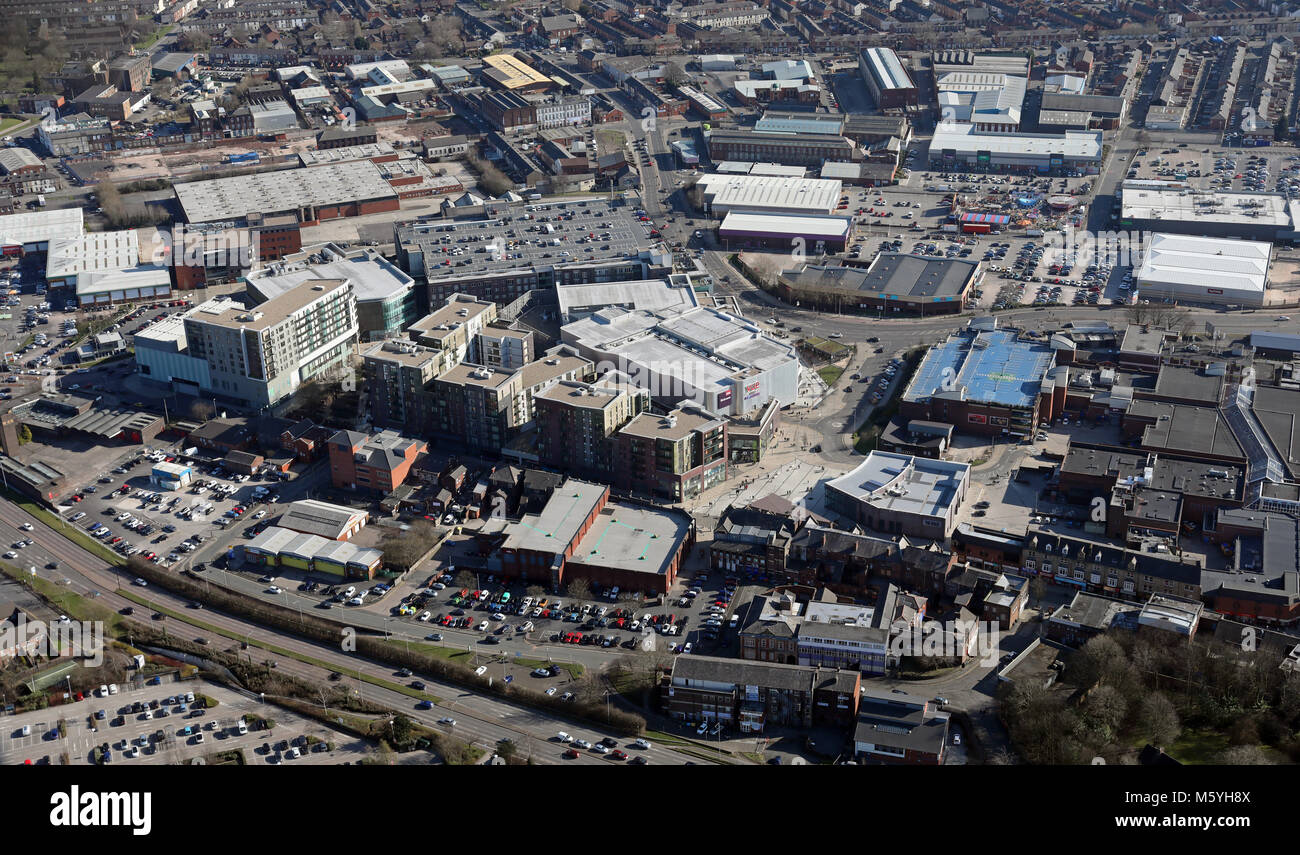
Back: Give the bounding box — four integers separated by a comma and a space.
114, 590, 444, 705
817, 364, 844, 386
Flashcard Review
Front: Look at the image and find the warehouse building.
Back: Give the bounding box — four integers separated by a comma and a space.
245, 525, 383, 578
928, 126, 1102, 173
1134, 233, 1271, 308
695, 174, 842, 216
174, 161, 400, 227
901, 323, 1057, 438
0, 208, 84, 255
44, 228, 172, 306
859, 48, 917, 109
481, 53, 553, 92
1118, 186, 1300, 243
705, 128, 858, 168
717, 212, 852, 253
779, 254, 980, 315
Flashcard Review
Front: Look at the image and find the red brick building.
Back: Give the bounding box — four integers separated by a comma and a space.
327, 429, 426, 493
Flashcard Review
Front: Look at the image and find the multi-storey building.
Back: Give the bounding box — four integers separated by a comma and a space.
534, 372, 649, 480
662, 655, 860, 732
180, 279, 359, 410
614, 405, 727, 500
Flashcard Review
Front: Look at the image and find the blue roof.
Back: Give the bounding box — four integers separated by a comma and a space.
906, 328, 1053, 409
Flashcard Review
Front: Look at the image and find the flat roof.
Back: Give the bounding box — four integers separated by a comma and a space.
906, 327, 1055, 409
556, 278, 699, 319
187, 279, 349, 332
1136, 233, 1271, 295
785, 254, 977, 301
571, 501, 690, 576
174, 161, 397, 224
696, 174, 842, 214
1127, 400, 1244, 459
1121, 186, 1295, 229
0, 208, 84, 248
298, 141, 397, 166
930, 125, 1102, 160
397, 198, 651, 283
719, 211, 851, 240
827, 451, 969, 517
247, 245, 414, 305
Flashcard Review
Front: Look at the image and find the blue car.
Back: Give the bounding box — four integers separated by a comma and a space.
415, 700, 433, 710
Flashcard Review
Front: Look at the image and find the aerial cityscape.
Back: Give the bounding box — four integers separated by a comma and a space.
1, 0, 1300, 790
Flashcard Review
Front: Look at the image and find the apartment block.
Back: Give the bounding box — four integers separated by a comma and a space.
181, 280, 359, 410
327, 429, 426, 493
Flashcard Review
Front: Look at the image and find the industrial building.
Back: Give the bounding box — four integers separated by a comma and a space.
174, 161, 400, 227
694, 174, 842, 216
928, 126, 1102, 173
1118, 186, 1300, 243
825, 451, 971, 539
490, 478, 692, 595
1134, 233, 1271, 308
859, 48, 917, 109
244, 525, 383, 579
704, 128, 858, 168
44, 228, 173, 306
0, 208, 84, 255
778, 254, 980, 315
561, 305, 800, 417
481, 53, 553, 92
935, 72, 1026, 133
901, 323, 1057, 438
717, 212, 852, 253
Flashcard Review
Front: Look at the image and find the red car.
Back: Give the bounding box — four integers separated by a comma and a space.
563, 748, 579, 759
609, 750, 628, 761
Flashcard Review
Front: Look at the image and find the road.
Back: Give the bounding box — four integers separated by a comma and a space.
1, 502, 714, 766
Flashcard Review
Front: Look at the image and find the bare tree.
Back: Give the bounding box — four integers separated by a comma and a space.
565, 578, 592, 602
1135, 692, 1181, 747
454, 569, 477, 590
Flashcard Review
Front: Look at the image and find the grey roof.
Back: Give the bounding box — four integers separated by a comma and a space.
671, 654, 852, 693
786, 255, 977, 301
277, 499, 367, 540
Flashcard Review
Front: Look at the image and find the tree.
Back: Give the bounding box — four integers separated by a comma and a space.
1216, 744, 1272, 764
454, 569, 477, 590
495, 737, 517, 760
565, 578, 592, 602
1135, 692, 1180, 747
526, 585, 546, 599
1080, 684, 1128, 743
381, 521, 438, 570
468, 154, 513, 197
177, 31, 211, 52
354, 36, 370, 50
1072, 635, 1129, 691
664, 61, 688, 88
188, 399, 215, 421
17, 424, 31, 444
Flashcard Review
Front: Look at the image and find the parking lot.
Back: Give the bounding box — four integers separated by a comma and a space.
223, 531, 752, 664
1124, 143, 1300, 200
51, 446, 286, 570
0, 678, 358, 765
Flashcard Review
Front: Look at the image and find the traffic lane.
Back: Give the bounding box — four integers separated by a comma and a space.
9, 505, 704, 766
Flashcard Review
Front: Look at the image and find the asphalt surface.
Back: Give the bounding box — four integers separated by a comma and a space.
0, 502, 715, 766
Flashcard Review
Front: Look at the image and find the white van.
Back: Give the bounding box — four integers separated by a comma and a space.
236, 719, 248, 735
